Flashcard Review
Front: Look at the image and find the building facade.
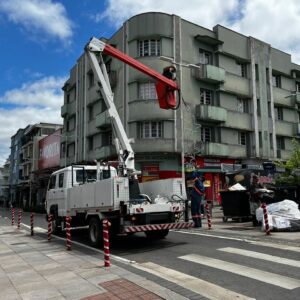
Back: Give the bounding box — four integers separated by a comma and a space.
9, 128, 25, 207
61, 12, 300, 201
9, 123, 62, 209
0, 158, 10, 207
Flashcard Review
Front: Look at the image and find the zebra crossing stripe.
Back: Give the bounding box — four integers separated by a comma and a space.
218, 247, 300, 268
134, 262, 254, 300
179, 254, 300, 290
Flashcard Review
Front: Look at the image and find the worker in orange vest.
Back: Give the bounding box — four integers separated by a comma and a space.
191, 173, 205, 228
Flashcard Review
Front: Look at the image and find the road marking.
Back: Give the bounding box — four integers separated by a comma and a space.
219, 247, 300, 268
179, 254, 300, 290
248, 241, 300, 253
134, 262, 254, 300
174, 230, 300, 253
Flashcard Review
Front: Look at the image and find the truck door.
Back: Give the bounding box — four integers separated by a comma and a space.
56, 172, 66, 215
47, 174, 57, 212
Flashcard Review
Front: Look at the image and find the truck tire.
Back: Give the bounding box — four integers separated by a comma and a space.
145, 229, 169, 239
49, 207, 62, 235
88, 217, 102, 246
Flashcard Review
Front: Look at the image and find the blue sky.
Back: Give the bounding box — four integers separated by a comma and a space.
1, 0, 300, 166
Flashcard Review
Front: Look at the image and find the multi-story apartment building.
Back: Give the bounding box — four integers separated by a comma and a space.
10, 123, 62, 209
61, 12, 300, 201
9, 128, 25, 207
0, 158, 10, 207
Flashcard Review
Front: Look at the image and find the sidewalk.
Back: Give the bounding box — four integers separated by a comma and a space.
0, 216, 188, 300
195, 205, 300, 246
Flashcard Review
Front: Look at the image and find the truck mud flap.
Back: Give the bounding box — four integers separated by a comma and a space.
123, 222, 194, 233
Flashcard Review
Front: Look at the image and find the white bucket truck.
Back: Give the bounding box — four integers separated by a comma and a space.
46, 37, 192, 246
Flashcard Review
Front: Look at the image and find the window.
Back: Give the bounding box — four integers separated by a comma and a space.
296, 81, 300, 92
102, 131, 113, 146
276, 107, 283, 120
66, 117, 75, 131
88, 136, 93, 151
239, 132, 247, 146
255, 64, 259, 80
199, 49, 212, 65
140, 122, 162, 138
88, 105, 94, 121
200, 88, 212, 105
276, 137, 285, 150
67, 143, 75, 157
237, 63, 247, 78
272, 75, 281, 88
259, 132, 262, 145
58, 173, 64, 188
268, 102, 271, 117
139, 39, 160, 57
88, 70, 94, 88
257, 99, 261, 116
270, 133, 273, 149
200, 127, 211, 142
139, 82, 157, 99
237, 97, 248, 113
48, 175, 56, 190
67, 94, 70, 103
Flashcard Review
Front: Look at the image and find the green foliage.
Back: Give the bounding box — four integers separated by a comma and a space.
274, 139, 300, 186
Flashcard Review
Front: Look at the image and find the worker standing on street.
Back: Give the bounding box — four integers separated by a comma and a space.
191, 172, 205, 228
249, 174, 263, 226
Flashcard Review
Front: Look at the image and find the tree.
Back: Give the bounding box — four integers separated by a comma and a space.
275, 139, 300, 186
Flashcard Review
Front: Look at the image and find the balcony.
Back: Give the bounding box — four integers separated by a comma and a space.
190, 64, 225, 83
61, 102, 76, 118
95, 146, 116, 160
275, 121, 296, 137
95, 111, 111, 128
295, 123, 300, 136
61, 132, 75, 143
273, 88, 295, 107
225, 111, 252, 130
293, 92, 300, 105
223, 73, 250, 96
195, 105, 227, 123
61, 104, 68, 117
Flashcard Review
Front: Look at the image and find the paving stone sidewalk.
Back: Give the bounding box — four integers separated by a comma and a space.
0, 216, 188, 300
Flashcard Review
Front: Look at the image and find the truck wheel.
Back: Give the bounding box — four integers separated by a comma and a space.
49, 208, 62, 234
51, 216, 62, 234
145, 229, 169, 239
88, 217, 102, 246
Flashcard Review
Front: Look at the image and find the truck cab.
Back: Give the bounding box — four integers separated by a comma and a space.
46, 165, 117, 230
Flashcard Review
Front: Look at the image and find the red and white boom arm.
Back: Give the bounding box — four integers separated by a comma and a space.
85, 37, 180, 176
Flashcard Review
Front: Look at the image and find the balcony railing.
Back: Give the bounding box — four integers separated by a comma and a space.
95, 111, 111, 128
195, 105, 227, 123
190, 64, 225, 83
95, 145, 116, 160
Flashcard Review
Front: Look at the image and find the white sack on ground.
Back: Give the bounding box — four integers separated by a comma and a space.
256, 200, 300, 231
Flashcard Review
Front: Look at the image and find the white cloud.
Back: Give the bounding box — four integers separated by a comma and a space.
96, 0, 239, 29
230, 0, 300, 63
0, 76, 66, 109
97, 0, 300, 64
0, 0, 73, 42
0, 76, 64, 166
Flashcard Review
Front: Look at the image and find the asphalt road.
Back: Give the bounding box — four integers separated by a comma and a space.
3, 209, 300, 300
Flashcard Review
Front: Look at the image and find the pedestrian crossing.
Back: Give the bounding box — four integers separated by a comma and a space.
218, 247, 300, 268
133, 245, 300, 299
